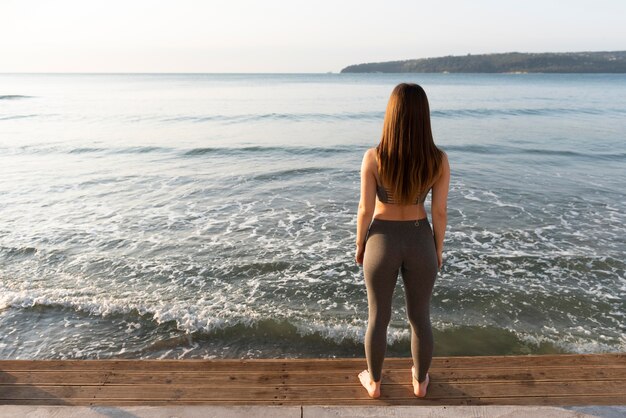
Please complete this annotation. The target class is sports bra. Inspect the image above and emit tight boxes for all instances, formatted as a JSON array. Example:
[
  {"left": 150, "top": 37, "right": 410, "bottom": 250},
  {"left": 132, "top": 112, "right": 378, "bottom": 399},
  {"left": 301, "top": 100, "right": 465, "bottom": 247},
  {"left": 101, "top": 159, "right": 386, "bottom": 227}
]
[
  {"left": 373, "top": 150, "right": 431, "bottom": 204},
  {"left": 375, "top": 181, "right": 430, "bottom": 204}
]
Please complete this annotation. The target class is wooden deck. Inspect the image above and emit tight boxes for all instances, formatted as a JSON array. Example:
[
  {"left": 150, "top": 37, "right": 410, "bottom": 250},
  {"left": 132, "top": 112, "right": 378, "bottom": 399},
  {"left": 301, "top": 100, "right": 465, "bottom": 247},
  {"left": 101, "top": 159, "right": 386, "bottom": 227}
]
[{"left": 0, "top": 354, "right": 624, "bottom": 406}]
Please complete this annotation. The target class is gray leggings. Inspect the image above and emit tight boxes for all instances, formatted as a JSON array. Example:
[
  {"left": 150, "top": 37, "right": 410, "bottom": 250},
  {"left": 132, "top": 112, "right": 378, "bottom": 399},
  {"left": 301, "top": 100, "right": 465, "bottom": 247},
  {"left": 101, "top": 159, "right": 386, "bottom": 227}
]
[{"left": 363, "top": 217, "right": 438, "bottom": 383}]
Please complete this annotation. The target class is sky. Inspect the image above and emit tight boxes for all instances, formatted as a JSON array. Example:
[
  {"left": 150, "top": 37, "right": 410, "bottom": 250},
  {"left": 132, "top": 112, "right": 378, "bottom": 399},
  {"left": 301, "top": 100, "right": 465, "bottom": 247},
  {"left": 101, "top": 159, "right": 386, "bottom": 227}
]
[{"left": 1, "top": 0, "right": 625, "bottom": 73}]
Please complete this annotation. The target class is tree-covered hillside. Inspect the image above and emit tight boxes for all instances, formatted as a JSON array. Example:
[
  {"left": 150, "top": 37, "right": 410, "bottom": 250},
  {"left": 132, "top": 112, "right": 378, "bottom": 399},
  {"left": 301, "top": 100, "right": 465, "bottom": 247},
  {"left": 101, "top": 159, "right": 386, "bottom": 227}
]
[{"left": 341, "top": 51, "right": 626, "bottom": 73}]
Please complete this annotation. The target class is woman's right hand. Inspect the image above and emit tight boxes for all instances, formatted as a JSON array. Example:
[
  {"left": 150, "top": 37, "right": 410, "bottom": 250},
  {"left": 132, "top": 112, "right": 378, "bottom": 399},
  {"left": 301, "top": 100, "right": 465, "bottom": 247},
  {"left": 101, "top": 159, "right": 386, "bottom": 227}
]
[
  {"left": 355, "top": 244, "right": 365, "bottom": 265},
  {"left": 436, "top": 250, "right": 443, "bottom": 270}
]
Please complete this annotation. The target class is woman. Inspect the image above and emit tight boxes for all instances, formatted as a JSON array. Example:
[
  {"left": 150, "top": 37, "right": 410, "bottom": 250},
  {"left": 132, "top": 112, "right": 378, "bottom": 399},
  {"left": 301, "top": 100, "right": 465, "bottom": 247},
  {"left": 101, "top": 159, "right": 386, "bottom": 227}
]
[{"left": 355, "top": 83, "right": 450, "bottom": 399}]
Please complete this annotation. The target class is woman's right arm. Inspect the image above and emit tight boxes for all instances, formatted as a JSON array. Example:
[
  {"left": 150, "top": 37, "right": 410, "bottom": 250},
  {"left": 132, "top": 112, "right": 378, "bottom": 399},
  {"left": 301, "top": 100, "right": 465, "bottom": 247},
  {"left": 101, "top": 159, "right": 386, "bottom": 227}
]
[
  {"left": 355, "top": 149, "right": 377, "bottom": 265},
  {"left": 431, "top": 152, "right": 450, "bottom": 269}
]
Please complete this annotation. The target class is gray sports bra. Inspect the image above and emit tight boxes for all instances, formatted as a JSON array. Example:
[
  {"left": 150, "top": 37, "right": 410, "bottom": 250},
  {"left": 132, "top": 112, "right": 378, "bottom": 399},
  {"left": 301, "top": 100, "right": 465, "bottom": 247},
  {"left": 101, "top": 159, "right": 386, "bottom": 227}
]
[
  {"left": 376, "top": 181, "right": 430, "bottom": 204},
  {"left": 373, "top": 149, "right": 431, "bottom": 204}
]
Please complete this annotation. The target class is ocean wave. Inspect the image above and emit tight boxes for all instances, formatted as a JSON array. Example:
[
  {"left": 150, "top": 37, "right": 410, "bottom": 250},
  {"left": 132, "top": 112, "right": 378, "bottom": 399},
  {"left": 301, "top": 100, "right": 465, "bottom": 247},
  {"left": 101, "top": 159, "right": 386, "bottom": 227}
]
[
  {"left": 520, "top": 148, "right": 626, "bottom": 160},
  {"left": 163, "top": 111, "right": 384, "bottom": 124},
  {"left": 252, "top": 167, "right": 330, "bottom": 181},
  {"left": 442, "top": 144, "right": 626, "bottom": 161},
  {"left": 183, "top": 145, "right": 355, "bottom": 156},
  {"left": 109, "top": 146, "right": 171, "bottom": 154},
  {"left": 0, "top": 289, "right": 364, "bottom": 343},
  {"left": 1, "top": 287, "right": 622, "bottom": 358},
  {"left": 0, "top": 95, "right": 32, "bottom": 100},
  {"left": 0, "top": 114, "right": 39, "bottom": 121},
  {"left": 0, "top": 292, "right": 624, "bottom": 358},
  {"left": 158, "top": 107, "right": 625, "bottom": 125},
  {"left": 67, "top": 147, "right": 109, "bottom": 154},
  {"left": 9, "top": 141, "right": 625, "bottom": 161},
  {"left": 431, "top": 106, "right": 626, "bottom": 118},
  {"left": 2, "top": 106, "right": 622, "bottom": 127},
  {"left": 0, "top": 245, "right": 38, "bottom": 257},
  {"left": 9, "top": 144, "right": 359, "bottom": 157},
  {"left": 14, "top": 145, "right": 174, "bottom": 155}
]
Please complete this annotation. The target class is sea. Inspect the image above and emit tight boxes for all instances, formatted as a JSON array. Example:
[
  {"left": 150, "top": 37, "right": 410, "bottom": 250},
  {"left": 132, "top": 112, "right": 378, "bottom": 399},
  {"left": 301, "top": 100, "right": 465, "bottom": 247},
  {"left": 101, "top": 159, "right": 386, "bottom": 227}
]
[{"left": 0, "top": 73, "right": 624, "bottom": 359}]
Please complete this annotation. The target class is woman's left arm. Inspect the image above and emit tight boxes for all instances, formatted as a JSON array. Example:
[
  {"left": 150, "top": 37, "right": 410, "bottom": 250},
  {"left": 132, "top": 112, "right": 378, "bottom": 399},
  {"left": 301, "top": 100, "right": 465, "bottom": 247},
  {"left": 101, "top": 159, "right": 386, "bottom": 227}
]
[{"left": 355, "top": 149, "right": 377, "bottom": 264}]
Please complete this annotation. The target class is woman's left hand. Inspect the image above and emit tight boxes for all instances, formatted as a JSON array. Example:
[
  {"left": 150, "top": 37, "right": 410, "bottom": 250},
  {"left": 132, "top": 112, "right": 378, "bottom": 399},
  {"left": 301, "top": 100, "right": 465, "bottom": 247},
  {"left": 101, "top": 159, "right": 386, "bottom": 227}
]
[{"left": 355, "top": 245, "right": 365, "bottom": 265}]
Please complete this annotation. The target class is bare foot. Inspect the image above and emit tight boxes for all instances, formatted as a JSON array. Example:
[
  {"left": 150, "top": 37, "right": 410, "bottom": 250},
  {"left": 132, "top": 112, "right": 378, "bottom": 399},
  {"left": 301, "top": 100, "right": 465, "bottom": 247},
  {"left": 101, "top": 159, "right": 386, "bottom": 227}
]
[
  {"left": 411, "top": 366, "right": 429, "bottom": 397},
  {"left": 358, "top": 369, "right": 381, "bottom": 398}
]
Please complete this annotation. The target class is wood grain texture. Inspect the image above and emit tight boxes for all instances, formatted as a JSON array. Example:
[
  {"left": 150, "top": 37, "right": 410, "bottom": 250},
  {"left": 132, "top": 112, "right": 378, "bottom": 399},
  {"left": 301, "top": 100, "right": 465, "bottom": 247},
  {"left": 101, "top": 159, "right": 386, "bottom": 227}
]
[{"left": 0, "top": 354, "right": 624, "bottom": 406}]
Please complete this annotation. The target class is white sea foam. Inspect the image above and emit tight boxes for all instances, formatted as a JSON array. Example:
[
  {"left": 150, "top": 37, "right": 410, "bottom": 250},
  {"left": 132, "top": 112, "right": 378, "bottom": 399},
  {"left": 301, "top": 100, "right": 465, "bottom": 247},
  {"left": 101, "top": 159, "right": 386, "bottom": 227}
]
[{"left": 1, "top": 73, "right": 625, "bottom": 359}]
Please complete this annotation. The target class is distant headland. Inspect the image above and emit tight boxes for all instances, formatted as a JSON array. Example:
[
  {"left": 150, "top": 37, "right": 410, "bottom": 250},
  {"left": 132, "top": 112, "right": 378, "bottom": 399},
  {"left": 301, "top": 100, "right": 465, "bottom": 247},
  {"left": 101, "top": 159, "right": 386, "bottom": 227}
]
[{"left": 340, "top": 51, "right": 626, "bottom": 73}]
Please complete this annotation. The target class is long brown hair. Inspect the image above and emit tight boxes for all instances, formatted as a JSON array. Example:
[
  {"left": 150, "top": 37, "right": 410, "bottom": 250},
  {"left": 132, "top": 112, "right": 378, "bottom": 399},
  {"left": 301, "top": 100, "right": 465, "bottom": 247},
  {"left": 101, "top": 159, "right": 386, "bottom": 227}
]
[{"left": 376, "top": 83, "right": 444, "bottom": 204}]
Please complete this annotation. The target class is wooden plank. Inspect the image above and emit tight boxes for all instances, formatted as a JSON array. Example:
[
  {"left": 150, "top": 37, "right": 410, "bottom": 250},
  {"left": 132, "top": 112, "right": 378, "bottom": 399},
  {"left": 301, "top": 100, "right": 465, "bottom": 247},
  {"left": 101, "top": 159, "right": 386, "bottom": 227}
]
[
  {"left": 0, "top": 385, "right": 281, "bottom": 401},
  {"left": 0, "top": 371, "right": 109, "bottom": 385},
  {"left": 0, "top": 354, "right": 622, "bottom": 371},
  {"left": 274, "top": 381, "right": 626, "bottom": 400},
  {"left": 0, "top": 360, "right": 298, "bottom": 372},
  {"left": 293, "top": 394, "right": 626, "bottom": 406},
  {"left": 0, "top": 380, "right": 623, "bottom": 401},
  {"left": 431, "top": 354, "right": 625, "bottom": 369},
  {"left": 0, "top": 354, "right": 624, "bottom": 406},
  {"left": 0, "top": 399, "right": 291, "bottom": 406},
  {"left": 2, "top": 395, "right": 626, "bottom": 407},
  {"left": 89, "top": 366, "right": 626, "bottom": 385},
  {"left": 2, "top": 366, "right": 625, "bottom": 386}
]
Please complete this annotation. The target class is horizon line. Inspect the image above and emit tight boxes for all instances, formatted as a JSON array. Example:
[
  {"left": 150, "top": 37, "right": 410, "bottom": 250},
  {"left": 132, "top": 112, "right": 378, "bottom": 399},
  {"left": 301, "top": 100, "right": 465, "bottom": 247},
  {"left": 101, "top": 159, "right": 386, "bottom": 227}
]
[{"left": 3, "top": 50, "right": 625, "bottom": 75}]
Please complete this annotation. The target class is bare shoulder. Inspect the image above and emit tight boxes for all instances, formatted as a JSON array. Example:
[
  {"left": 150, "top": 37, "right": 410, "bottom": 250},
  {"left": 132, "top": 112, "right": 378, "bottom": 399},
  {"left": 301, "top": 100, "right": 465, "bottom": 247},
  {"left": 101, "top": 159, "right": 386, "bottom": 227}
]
[
  {"left": 439, "top": 150, "right": 450, "bottom": 173},
  {"left": 440, "top": 149, "right": 449, "bottom": 163},
  {"left": 364, "top": 147, "right": 377, "bottom": 160},
  {"left": 361, "top": 147, "right": 377, "bottom": 167},
  {"left": 431, "top": 150, "right": 450, "bottom": 189},
  {"left": 360, "top": 147, "right": 379, "bottom": 183}
]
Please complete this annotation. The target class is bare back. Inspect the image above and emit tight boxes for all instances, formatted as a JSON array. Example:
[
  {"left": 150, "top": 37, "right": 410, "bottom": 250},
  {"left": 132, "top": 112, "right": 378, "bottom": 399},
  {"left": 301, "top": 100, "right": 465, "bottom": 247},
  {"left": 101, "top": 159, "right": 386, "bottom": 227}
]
[{"left": 363, "top": 147, "right": 448, "bottom": 221}]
